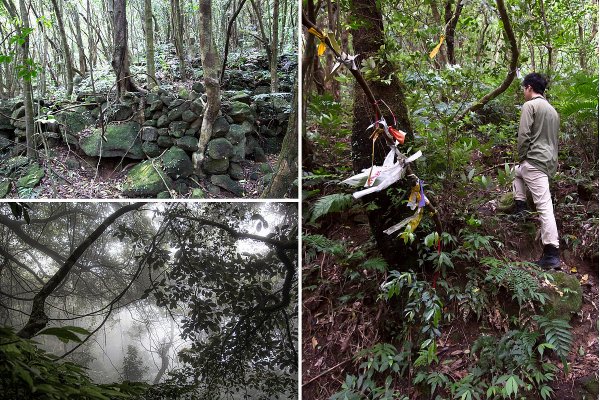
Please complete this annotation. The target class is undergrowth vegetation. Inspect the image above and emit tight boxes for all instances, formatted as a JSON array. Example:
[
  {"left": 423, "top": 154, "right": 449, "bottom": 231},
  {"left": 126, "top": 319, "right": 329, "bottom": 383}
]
[{"left": 302, "top": 3, "right": 598, "bottom": 393}]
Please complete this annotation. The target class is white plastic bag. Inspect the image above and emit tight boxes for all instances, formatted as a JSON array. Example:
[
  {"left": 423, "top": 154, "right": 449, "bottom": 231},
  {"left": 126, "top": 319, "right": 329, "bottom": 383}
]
[{"left": 342, "top": 149, "right": 422, "bottom": 199}]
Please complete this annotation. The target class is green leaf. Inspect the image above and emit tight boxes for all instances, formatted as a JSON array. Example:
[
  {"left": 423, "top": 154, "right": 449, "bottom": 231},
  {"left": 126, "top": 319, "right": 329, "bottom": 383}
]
[
  {"left": 309, "top": 193, "right": 354, "bottom": 222},
  {"left": 504, "top": 375, "right": 519, "bottom": 397},
  {"left": 36, "top": 326, "right": 89, "bottom": 343}
]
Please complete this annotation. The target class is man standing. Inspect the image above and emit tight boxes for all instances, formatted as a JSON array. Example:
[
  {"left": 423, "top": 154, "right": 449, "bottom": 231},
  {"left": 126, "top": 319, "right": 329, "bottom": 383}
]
[{"left": 512, "top": 73, "right": 561, "bottom": 269}]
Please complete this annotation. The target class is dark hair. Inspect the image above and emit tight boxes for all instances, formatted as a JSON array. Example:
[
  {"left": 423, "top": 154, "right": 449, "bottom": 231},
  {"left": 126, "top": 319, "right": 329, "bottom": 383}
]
[{"left": 521, "top": 73, "right": 548, "bottom": 94}]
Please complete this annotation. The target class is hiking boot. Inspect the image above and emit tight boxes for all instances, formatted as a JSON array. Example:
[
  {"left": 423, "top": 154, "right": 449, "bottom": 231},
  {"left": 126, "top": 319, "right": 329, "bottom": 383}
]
[
  {"left": 509, "top": 200, "right": 529, "bottom": 221},
  {"left": 536, "top": 244, "right": 561, "bottom": 270}
]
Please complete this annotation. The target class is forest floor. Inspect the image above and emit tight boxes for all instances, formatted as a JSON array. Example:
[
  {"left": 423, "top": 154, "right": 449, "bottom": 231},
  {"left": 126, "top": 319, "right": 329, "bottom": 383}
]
[
  {"left": 302, "top": 132, "right": 599, "bottom": 399},
  {"left": 32, "top": 144, "right": 279, "bottom": 199}
]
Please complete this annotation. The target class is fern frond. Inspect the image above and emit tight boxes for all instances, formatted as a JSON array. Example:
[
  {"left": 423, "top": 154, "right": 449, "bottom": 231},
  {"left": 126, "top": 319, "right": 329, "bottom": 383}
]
[
  {"left": 309, "top": 193, "right": 354, "bottom": 222},
  {"left": 535, "top": 316, "right": 573, "bottom": 360},
  {"left": 303, "top": 234, "right": 346, "bottom": 256}
]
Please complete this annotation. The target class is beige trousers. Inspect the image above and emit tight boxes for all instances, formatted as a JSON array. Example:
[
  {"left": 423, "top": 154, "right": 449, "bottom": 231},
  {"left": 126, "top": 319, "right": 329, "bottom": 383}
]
[{"left": 512, "top": 161, "right": 559, "bottom": 248}]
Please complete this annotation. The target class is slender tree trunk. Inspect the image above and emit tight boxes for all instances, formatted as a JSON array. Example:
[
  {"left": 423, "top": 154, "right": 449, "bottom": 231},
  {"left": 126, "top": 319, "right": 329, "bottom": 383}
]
[
  {"left": 279, "top": 0, "right": 288, "bottom": 49},
  {"left": 171, "top": 0, "right": 186, "bottom": 80},
  {"left": 444, "top": 0, "right": 464, "bottom": 65},
  {"left": 249, "top": 0, "right": 272, "bottom": 69},
  {"left": 262, "top": 88, "right": 298, "bottom": 198},
  {"left": 38, "top": 0, "right": 47, "bottom": 97},
  {"left": 111, "top": 0, "right": 142, "bottom": 97},
  {"left": 50, "top": 0, "right": 74, "bottom": 96},
  {"left": 73, "top": 7, "right": 87, "bottom": 75},
  {"left": 301, "top": 0, "right": 318, "bottom": 170},
  {"left": 270, "top": 0, "right": 280, "bottom": 92},
  {"left": 18, "top": 0, "right": 36, "bottom": 159},
  {"left": 220, "top": 0, "right": 248, "bottom": 83},
  {"left": 538, "top": 0, "right": 553, "bottom": 82},
  {"left": 193, "top": 0, "right": 221, "bottom": 170},
  {"left": 145, "top": 0, "right": 156, "bottom": 89}
]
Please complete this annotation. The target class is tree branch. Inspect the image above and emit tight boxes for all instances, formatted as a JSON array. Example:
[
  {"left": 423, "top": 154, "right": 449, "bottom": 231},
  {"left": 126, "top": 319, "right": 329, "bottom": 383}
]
[
  {"left": 456, "top": 0, "right": 519, "bottom": 120},
  {"left": 17, "top": 203, "right": 146, "bottom": 339}
]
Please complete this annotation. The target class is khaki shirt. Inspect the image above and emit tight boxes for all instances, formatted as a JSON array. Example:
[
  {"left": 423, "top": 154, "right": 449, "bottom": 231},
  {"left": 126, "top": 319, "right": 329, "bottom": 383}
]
[{"left": 518, "top": 96, "right": 559, "bottom": 177}]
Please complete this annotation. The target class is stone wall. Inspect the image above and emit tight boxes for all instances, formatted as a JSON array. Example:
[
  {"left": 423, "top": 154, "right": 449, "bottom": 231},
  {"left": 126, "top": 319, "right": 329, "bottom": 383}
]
[{"left": 0, "top": 53, "right": 296, "bottom": 198}]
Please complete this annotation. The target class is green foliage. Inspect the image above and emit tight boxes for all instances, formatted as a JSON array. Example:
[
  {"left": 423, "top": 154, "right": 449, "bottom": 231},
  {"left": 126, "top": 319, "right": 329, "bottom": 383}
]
[
  {"left": 361, "top": 257, "right": 388, "bottom": 272},
  {"left": 303, "top": 234, "right": 346, "bottom": 257},
  {"left": 457, "top": 328, "right": 560, "bottom": 400},
  {"left": 331, "top": 344, "right": 410, "bottom": 400},
  {"left": 0, "top": 327, "right": 148, "bottom": 399},
  {"left": 482, "top": 258, "right": 549, "bottom": 307},
  {"left": 309, "top": 193, "right": 354, "bottom": 222},
  {"left": 535, "top": 316, "right": 573, "bottom": 370},
  {"left": 554, "top": 73, "right": 599, "bottom": 121},
  {"left": 381, "top": 271, "right": 443, "bottom": 340},
  {"left": 36, "top": 325, "right": 90, "bottom": 344}
]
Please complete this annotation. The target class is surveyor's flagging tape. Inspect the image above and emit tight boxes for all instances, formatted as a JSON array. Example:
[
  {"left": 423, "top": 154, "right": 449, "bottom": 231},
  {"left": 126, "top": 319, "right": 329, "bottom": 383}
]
[
  {"left": 383, "top": 207, "right": 424, "bottom": 235},
  {"left": 342, "top": 149, "right": 422, "bottom": 199},
  {"left": 384, "top": 180, "right": 429, "bottom": 235}
]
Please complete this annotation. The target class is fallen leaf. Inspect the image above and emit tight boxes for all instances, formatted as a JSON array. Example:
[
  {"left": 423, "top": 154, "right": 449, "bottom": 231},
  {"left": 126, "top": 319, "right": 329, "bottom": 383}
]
[
  {"left": 312, "top": 337, "right": 318, "bottom": 349},
  {"left": 570, "top": 266, "right": 577, "bottom": 273}
]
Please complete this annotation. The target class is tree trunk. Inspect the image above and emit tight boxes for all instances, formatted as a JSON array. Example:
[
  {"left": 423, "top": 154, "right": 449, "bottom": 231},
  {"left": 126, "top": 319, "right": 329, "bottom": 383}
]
[
  {"left": 111, "top": 0, "right": 142, "bottom": 97},
  {"left": 220, "top": 0, "right": 248, "bottom": 83},
  {"left": 262, "top": 88, "right": 298, "bottom": 198},
  {"left": 349, "top": 0, "right": 416, "bottom": 267},
  {"left": 50, "top": 0, "right": 74, "bottom": 96},
  {"left": 145, "top": 0, "right": 156, "bottom": 89},
  {"left": 72, "top": 7, "right": 87, "bottom": 75},
  {"left": 444, "top": 0, "right": 464, "bottom": 65},
  {"left": 249, "top": 0, "right": 272, "bottom": 72},
  {"left": 538, "top": 0, "right": 553, "bottom": 82},
  {"left": 193, "top": 0, "right": 221, "bottom": 170},
  {"left": 270, "top": 0, "right": 280, "bottom": 92},
  {"left": 18, "top": 0, "right": 36, "bottom": 159},
  {"left": 18, "top": 203, "right": 145, "bottom": 339},
  {"left": 171, "top": 0, "right": 186, "bottom": 80}
]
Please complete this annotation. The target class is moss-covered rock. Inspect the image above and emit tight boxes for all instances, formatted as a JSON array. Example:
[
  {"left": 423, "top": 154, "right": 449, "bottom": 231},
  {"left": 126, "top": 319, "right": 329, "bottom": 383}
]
[
  {"left": 2, "top": 156, "right": 29, "bottom": 174},
  {"left": 80, "top": 122, "right": 144, "bottom": 159},
  {"left": 162, "top": 147, "right": 193, "bottom": 178},
  {"left": 227, "top": 101, "right": 253, "bottom": 123},
  {"left": 123, "top": 160, "right": 173, "bottom": 197},
  {"left": 55, "top": 109, "right": 94, "bottom": 136},
  {"left": 203, "top": 157, "right": 230, "bottom": 174},
  {"left": 0, "top": 179, "right": 10, "bottom": 198},
  {"left": 207, "top": 138, "right": 233, "bottom": 159},
  {"left": 176, "top": 136, "right": 198, "bottom": 152},
  {"left": 212, "top": 116, "right": 230, "bottom": 138},
  {"left": 142, "top": 141, "right": 162, "bottom": 158},
  {"left": 211, "top": 174, "right": 243, "bottom": 196},
  {"left": 541, "top": 271, "right": 583, "bottom": 320},
  {"left": 16, "top": 164, "right": 45, "bottom": 189}
]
